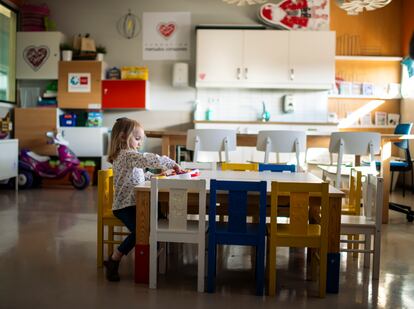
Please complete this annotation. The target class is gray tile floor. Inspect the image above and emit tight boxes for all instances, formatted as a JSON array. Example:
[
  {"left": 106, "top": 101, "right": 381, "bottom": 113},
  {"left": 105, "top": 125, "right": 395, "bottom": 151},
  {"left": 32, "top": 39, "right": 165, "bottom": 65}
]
[{"left": 0, "top": 186, "right": 413, "bottom": 308}]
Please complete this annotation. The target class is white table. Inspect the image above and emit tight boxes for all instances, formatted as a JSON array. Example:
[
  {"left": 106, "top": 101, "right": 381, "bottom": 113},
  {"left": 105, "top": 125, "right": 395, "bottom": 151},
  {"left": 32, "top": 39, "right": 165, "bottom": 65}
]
[{"left": 134, "top": 171, "right": 344, "bottom": 293}]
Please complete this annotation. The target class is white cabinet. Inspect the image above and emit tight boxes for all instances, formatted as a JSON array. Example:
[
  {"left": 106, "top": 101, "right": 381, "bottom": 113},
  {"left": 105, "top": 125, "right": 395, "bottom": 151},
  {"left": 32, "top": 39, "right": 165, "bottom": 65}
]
[
  {"left": 0, "top": 139, "right": 18, "bottom": 182},
  {"left": 58, "top": 127, "right": 108, "bottom": 157},
  {"left": 17, "top": 32, "right": 65, "bottom": 79},
  {"left": 196, "top": 29, "right": 335, "bottom": 89}
]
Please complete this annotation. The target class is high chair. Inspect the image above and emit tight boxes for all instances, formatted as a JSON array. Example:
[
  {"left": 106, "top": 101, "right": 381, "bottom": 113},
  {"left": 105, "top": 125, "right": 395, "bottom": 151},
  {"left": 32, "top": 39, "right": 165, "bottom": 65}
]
[
  {"left": 221, "top": 162, "right": 258, "bottom": 171},
  {"left": 267, "top": 181, "right": 329, "bottom": 298},
  {"left": 97, "top": 169, "right": 129, "bottom": 267}
]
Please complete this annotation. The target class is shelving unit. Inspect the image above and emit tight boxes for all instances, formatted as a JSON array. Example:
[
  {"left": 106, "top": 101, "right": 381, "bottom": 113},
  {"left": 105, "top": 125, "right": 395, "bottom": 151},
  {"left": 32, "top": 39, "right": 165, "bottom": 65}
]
[
  {"left": 335, "top": 56, "right": 403, "bottom": 62},
  {"left": 328, "top": 94, "right": 401, "bottom": 100}
]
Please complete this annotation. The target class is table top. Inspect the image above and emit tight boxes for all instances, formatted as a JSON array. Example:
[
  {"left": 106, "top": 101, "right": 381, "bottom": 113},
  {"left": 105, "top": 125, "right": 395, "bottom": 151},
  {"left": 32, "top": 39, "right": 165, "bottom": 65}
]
[{"left": 135, "top": 170, "right": 344, "bottom": 197}]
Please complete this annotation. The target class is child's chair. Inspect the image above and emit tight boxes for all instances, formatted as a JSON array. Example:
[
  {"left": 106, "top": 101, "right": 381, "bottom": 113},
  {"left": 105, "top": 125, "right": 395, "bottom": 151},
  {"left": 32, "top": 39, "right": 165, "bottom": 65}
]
[
  {"left": 97, "top": 169, "right": 129, "bottom": 267},
  {"left": 258, "top": 163, "right": 296, "bottom": 172},
  {"left": 180, "top": 161, "right": 217, "bottom": 170},
  {"left": 340, "top": 174, "right": 384, "bottom": 280},
  {"left": 221, "top": 162, "right": 258, "bottom": 171},
  {"left": 267, "top": 181, "right": 329, "bottom": 298},
  {"left": 149, "top": 178, "right": 207, "bottom": 292},
  {"left": 207, "top": 179, "right": 267, "bottom": 295}
]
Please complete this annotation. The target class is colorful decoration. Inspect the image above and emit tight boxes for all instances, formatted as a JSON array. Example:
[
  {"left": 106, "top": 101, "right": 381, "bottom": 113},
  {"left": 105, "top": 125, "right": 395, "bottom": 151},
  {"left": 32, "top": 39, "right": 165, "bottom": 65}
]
[
  {"left": 23, "top": 45, "right": 50, "bottom": 71},
  {"left": 157, "top": 23, "right": 176, "bottom": 39},
  {"left": 117, "top": 9, "right": 140, "bottom": 39},
  {"left": 258, "top": 0, "right": 329, "bottom": 30},
  {"left": 222, "top": 0, "right": 266, "bottom": 6},
  {"left": 335, "top": 0, "right": 392, "bottom": 15}
]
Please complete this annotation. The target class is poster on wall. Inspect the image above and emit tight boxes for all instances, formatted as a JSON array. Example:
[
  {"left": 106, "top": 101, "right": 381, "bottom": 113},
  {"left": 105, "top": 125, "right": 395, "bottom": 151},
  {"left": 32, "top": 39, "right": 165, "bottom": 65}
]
[
  {"left": 258, "top": 0, "right": 329, "bottom": 30},
  {"left": 143, "top": 12, "right": 191, "bottom": 60},
  {"left": 68, "top": 73, "right": 91, "bottom": 93}
]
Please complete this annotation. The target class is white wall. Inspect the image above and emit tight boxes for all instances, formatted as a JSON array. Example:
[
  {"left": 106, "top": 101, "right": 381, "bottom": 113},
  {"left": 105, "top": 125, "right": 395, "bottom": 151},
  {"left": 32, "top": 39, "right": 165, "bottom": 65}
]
[{"left": 32, "top": 0, "right": 329, "bottom": 130}]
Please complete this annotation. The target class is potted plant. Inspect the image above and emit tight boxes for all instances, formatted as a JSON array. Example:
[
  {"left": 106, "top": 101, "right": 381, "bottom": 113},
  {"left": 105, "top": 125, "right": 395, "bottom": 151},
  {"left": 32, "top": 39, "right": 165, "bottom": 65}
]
[
  {"left": 96, "top": 45, "right": 107, "bottom": 61},
  {"left": 60, "top": 43, "right": 73, "bottom": 61}
]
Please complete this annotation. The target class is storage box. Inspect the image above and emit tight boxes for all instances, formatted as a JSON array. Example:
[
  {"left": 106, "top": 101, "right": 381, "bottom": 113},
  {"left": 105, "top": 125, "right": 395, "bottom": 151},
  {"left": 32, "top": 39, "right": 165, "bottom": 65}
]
[{"left": 121, "top": 66, "right": 148, "bottom": 80}]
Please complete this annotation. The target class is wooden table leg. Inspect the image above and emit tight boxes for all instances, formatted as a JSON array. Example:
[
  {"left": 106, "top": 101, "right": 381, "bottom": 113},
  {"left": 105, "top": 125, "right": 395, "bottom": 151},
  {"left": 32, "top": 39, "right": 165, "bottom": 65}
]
[
  {"left": 381, "top": 141, "right": 392, "bottom": 224},
  {"left": 326, "top": 196, "right": 342, "bottom": 293},
  {"left": 162, "top": 136, "right": 171, "bottom": 157},
  {"left": 135, "top": 190, "right": 150, "bottom": 284}
]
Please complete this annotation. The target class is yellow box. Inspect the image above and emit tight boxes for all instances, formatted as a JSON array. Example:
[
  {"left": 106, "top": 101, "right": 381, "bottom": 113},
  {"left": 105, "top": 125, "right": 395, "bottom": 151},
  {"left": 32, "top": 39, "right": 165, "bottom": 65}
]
[{"left": 121, "top": 66, "right": 148, "bottom": 80}]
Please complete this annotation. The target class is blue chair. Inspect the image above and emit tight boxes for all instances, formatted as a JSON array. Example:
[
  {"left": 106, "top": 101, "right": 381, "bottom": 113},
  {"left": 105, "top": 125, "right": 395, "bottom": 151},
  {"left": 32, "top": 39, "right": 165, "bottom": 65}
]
[
  {"left": 258, "top": 163, "right": 296, "bottom": 172},
  {"left": 207, "top": 180, "right": 267, "bottom": 295}
]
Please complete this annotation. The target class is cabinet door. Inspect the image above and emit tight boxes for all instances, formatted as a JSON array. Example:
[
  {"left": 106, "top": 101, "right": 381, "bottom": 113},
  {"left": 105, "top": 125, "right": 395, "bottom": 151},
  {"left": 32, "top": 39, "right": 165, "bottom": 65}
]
[
  {"left": 243, "top": 30, "right": 289, "bottom": 86},
  {"left": 0, "top": 140, "right": 18, "bottom": 180},
  {"left": 58, "top": 127, "right": 108, "bottom": 157},
  {"left": 289, "top": 31, "right": 335, "bottom": 88},
  {"left": 102, "top": 80, "right": 148, "bottom": 109},
  {"left": 57, "top": 61, "right": 102, "bottom": 109},
  {"left": 16, "top": 32, "right": 65, "bottom": 79},
  {"left": 196, "top": 30, "right": 244, "bottom": 87}
]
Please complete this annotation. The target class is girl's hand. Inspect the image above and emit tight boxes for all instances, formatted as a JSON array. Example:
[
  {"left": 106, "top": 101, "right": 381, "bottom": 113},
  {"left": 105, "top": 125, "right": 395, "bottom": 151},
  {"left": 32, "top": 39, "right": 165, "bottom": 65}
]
[{"left": 173, "top": 164, "right": 185, "bottom": 174}]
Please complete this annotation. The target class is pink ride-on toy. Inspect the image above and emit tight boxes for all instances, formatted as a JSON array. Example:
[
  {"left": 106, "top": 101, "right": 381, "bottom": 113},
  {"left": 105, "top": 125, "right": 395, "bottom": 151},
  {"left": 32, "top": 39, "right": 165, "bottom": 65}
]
[{"left": 18, "top": 131, "right": 90, "bottom": 190}]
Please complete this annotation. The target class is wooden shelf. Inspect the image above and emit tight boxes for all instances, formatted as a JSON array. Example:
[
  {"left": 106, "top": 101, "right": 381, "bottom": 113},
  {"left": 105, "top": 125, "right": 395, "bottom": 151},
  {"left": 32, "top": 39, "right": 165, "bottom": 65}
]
[
  {"left": 335, "top": 56, "right": 403, "bottom": 62},
  {"left": 328, "top": 95, "right": 401, "bottom": 100}
]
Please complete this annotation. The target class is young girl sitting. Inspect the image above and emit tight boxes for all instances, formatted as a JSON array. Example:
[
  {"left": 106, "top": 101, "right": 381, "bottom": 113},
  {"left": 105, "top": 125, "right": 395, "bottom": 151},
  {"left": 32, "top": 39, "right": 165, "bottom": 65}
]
[{"left": 104, "top": 117, "right": 183, "bottom": 281}]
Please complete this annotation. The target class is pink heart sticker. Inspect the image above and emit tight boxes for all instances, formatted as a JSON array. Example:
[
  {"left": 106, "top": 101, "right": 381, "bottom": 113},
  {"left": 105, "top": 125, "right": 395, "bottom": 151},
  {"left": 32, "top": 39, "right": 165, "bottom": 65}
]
[
  {"left": 23, "top": 45, "right": 50, "bottom": 71},
  {"left": 157, "top": 22, "right": 176, "bottom": 39},
  {"left": 199, "top": 73, "right": 206, "bottom": 80}
]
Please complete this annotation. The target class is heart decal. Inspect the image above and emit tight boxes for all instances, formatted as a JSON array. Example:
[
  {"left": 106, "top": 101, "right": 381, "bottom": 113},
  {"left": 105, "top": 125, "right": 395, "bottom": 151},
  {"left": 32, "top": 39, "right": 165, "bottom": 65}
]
[
  {"left": 157, "top": 22, "right": 176, "bottom": 39},
  {"left": 199, "top": 73, "right": 206, "bottom": 80},
  {"left": 23, "top": 45, "right": 50, "bottom": 71}
]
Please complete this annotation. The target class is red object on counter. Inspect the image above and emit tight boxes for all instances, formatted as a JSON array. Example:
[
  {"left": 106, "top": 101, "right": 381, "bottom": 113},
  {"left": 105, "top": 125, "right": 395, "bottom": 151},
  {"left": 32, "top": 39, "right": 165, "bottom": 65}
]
[{"left": 102, "top": 80, "right": 148, "bottom": 109}]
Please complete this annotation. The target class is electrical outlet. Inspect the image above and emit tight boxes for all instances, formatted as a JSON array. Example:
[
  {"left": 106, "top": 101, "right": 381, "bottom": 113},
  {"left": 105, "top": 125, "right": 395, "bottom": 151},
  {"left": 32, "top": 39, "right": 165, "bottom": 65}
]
[{"left": 283, "top": 94, "right": 295, "bottom": 113}]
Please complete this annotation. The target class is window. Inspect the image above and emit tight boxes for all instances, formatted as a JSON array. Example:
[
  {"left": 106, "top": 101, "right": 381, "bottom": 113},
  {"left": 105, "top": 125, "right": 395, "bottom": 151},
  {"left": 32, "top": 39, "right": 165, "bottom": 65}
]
[{"left": 0, "top": 2, "right": 16, "bottom": 103}]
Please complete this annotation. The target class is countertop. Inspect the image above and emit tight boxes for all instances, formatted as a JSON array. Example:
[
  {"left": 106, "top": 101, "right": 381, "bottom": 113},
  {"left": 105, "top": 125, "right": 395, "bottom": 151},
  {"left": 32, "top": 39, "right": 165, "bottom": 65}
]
[{"left": 193, "top": 120, "right": 338, "bottom": 125}]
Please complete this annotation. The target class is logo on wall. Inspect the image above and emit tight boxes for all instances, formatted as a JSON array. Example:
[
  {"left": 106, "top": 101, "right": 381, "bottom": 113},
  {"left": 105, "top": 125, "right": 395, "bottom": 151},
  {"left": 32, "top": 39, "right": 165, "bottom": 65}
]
[
  {"left": 258, "top": 0, "right": 329, "bottom": 30},
  {"left": 68, "top": 73, "right": 91, "bottom": 93},
  {"left": 143, "top": 12, "right": 191, "bottom": 60},
  {"left": 23, "top": 45, "right": 50, "bottom": 71}
]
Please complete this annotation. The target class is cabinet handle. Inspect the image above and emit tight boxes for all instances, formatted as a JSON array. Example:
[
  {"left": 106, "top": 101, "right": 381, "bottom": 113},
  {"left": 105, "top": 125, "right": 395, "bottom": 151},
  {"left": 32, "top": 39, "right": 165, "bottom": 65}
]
[
  {"left": 237, "top": 67, "right": 241, "bottom": 80},
  {"left": 244, "top": 68, "right": 248, "bottom": 80},
  {"left": 290, "top": 68, "right": 294, "bottom": 81}
]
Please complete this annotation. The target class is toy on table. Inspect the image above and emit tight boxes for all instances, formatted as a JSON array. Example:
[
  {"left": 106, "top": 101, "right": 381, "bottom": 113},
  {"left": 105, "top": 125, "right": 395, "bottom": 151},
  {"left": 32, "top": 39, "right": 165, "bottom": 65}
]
[{"left": 153, "top": 169, "right": 200, "bottom": 179}]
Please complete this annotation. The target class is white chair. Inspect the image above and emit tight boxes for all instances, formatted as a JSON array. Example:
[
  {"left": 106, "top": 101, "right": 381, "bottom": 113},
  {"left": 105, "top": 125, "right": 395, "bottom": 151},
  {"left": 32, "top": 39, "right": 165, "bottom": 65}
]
[
  {"left": 180, "top": 161, "right": 217, "bottom": 170},
  {"left": 340, "top": 174, "right": 383, "bottom": 280},
  {"left": 256, "top": 130, "right": 306, "bottom": 170},
  {"left": 186, "top": 129, "right": 237, "bottom": 162},
  {"left": 320, "top": 132, "right": 381, "bottom": 188},
  {"left": 149, "top": 178, "right": 207, "bottom": 292}
]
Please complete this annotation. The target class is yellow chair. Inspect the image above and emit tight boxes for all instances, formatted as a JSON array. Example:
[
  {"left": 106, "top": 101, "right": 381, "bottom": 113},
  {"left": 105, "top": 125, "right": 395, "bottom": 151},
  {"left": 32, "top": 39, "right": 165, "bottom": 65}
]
[
  {"left": 341, "top": 169, "right": 362, "bottom": 215},
  {"left": 221, "top": 162, "right": 258, "bottom": 171},
  {"left": 268, "top": 181, "right": 329, "bottom": 298},
  {"left": 97, "top": 169, "right": 129, "bottom": 267}
]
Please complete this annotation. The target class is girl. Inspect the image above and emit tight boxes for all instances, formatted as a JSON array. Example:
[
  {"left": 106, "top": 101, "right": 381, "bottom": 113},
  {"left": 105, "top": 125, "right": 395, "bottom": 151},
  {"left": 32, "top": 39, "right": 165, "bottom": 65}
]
[{"left": 104, "top": 117, "right": 183, "bottom": 281}]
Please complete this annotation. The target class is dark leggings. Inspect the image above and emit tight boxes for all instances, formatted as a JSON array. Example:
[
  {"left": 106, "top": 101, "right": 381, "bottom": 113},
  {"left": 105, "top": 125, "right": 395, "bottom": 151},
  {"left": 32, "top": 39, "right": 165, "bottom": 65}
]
[{"left": 113, "top": 206, "right": 136, "bottom": 255}]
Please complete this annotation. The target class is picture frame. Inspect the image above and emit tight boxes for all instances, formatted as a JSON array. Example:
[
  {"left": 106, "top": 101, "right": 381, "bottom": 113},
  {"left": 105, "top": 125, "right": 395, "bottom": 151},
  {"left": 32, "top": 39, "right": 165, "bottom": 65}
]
[
  {"left": 388, "top": 113, "right": 400, "bottom": 126},
  {"left": 360, "top": 113, "right": 372, "bottom": 126}
]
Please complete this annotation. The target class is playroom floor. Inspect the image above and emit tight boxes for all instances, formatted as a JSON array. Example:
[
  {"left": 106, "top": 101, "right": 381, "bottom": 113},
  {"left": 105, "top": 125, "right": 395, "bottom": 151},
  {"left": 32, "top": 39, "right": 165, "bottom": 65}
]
[{"left": 0, "top": 185, "right": 413, "bottom": 309}]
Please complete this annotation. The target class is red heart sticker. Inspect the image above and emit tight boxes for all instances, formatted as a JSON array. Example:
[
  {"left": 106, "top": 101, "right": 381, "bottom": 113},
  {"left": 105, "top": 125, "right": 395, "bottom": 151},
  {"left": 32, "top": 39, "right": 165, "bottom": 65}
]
[
  {"left": 157, "top": 22, "right": 176, "bottom": 39},
  {"left": 199, "top": 73, "right": 206, "bottom": 80},
  {"left": 23, "top": 45, "right": 50, "bottom": 71}
]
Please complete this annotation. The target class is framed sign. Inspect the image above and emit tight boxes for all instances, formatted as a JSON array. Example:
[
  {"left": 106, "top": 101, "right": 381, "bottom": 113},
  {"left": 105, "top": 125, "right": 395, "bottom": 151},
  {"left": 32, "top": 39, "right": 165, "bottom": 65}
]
[
  {"left": 68, "top": 73, "right": 91, "bottom": 93},
  {"left": 143, "top": 12, "right": 191, "bottom": 60}
]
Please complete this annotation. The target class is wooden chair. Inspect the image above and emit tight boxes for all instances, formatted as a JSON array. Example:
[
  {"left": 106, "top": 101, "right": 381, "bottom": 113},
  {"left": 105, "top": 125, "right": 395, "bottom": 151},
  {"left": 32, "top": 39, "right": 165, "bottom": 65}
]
[
  {"left": 221, "top": 162, "right": 258, "bottom": 171},
  {"left": 149, "top": 178, "right": 207, "bottom": 292},
  {"left": 340, "top": 174, "right": 384, "bottom": 280},
  {"left": 180, "top": 161, "right": 217, "bottom": 170},
  {"left": 319, "top": 132, "right": 380, "bottom": 189},
  {"left": 186, "top": 129, "right": 237, "bottom": 162},
  {"left": 342, "top": 169, "right": 363, "bottom": 215},
  {"left": 97, "top": 169, "right": 129, "bottom": 267},
  {"left": 207, "top": 179, "right": 267, "bottom": 295},
  {"left": 258, "top": 163, "right": 296, "bottom": 172},
  {"left": 268, "top": 181, "right": 329, "bottom": 297},
  {"left": 256, "top": 130, "right": 306, "bottom": 170}
]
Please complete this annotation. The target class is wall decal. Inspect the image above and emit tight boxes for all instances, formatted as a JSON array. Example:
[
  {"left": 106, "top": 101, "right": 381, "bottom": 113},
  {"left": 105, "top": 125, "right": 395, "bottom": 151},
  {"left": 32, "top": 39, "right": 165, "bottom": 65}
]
[
  {"left": 258, "top": 0, "right": 329, "bottom": 30},
  {"left": 23, "top": 45, "right": 50, "bottom": 71},
  {"left": 143, "top": 12, "right": 191, "bottom": 60}
]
